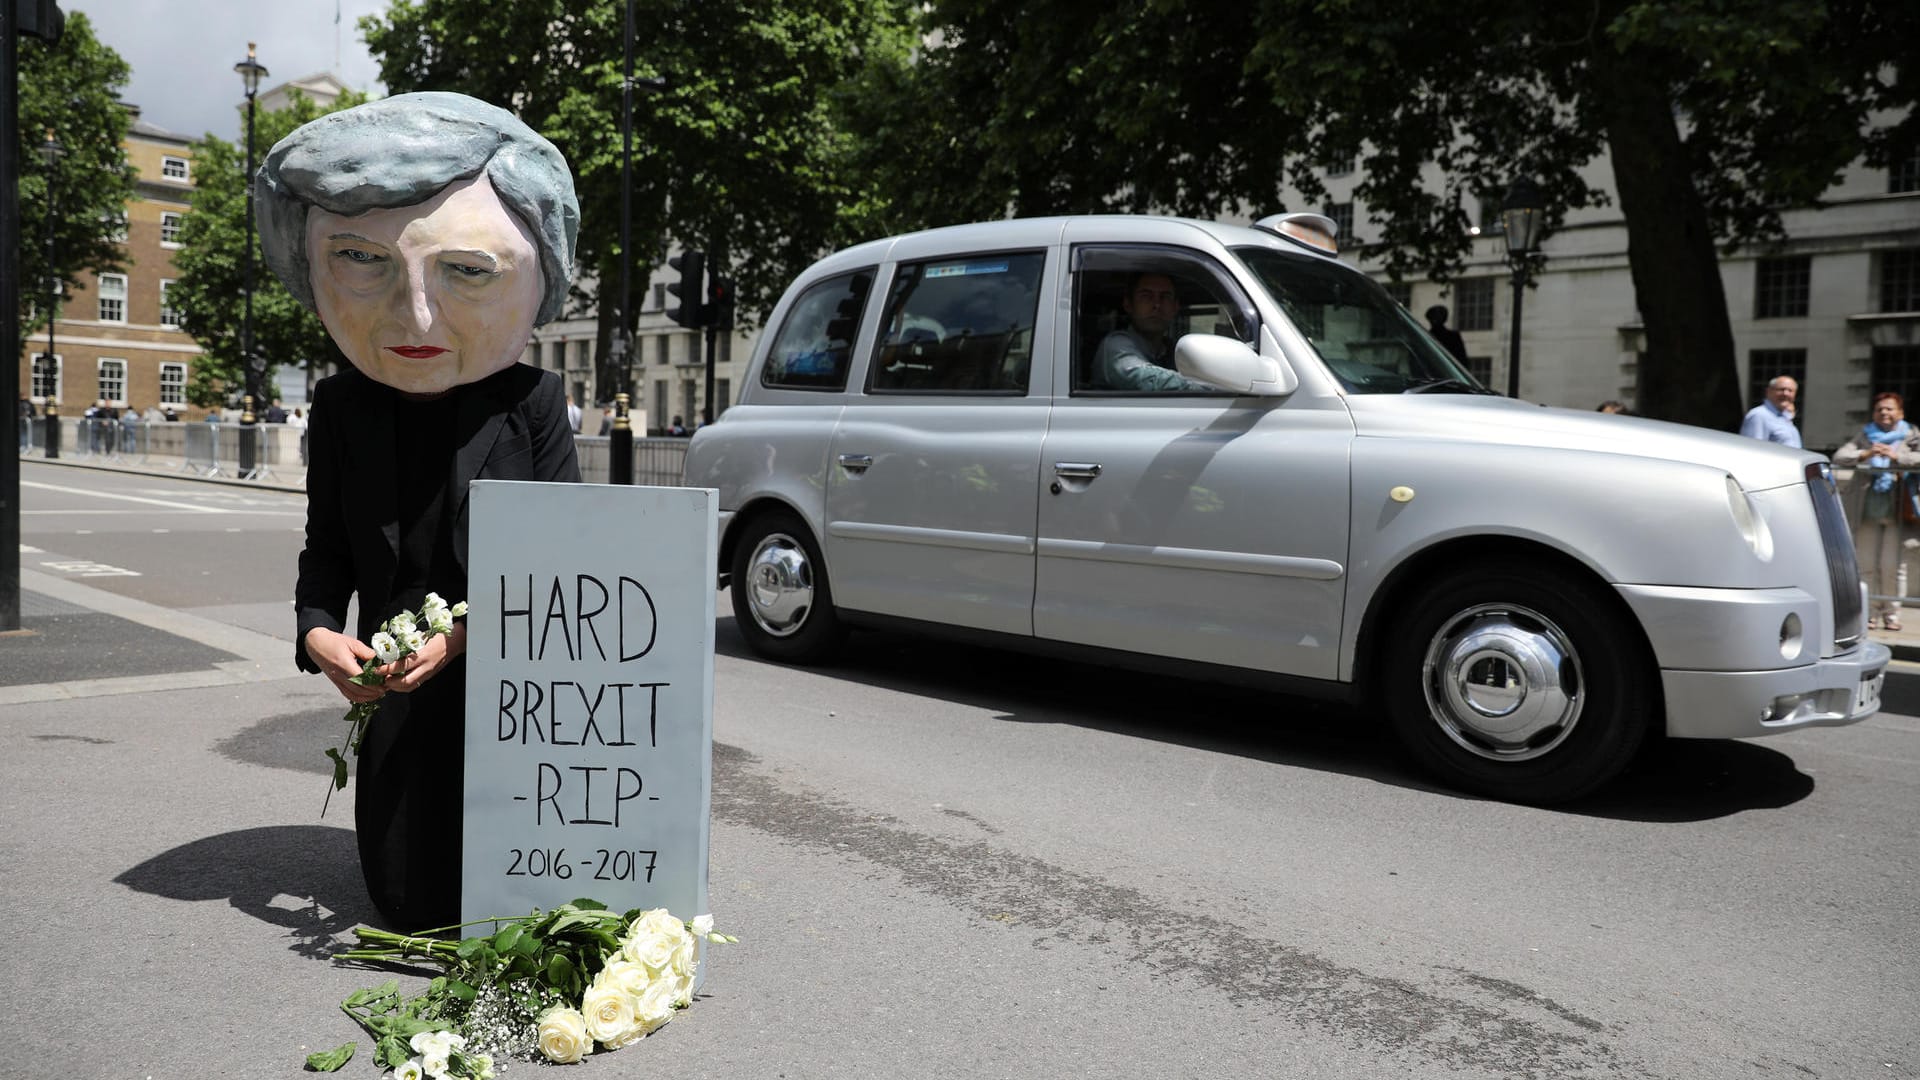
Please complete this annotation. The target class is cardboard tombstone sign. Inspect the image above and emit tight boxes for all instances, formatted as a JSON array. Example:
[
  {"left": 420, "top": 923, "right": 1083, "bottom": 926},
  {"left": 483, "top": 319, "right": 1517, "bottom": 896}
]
[{"left": 254, "top": 92, "right": 580, "bottom": 392}]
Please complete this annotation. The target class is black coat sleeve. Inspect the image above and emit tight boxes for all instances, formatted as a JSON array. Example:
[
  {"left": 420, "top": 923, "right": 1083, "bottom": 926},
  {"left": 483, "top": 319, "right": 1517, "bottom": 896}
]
[{"left": 293, "top": 376, "right": 354, "bottom": 673}]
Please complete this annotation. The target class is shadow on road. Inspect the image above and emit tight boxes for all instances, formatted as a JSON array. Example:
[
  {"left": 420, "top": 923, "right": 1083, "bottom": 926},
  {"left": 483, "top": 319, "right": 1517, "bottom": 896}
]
[
  {"left": 114, "top": 825, "right": 377, "bottom": 960},
  {"left": 716, "top": 613, "right": 1813, "bottom": 822}
]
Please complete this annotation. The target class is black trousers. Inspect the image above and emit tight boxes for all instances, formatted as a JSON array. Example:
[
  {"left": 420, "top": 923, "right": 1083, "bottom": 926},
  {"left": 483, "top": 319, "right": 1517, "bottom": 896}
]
[{"left": 354, "top": 655, "right": 466, "bottom": 932}]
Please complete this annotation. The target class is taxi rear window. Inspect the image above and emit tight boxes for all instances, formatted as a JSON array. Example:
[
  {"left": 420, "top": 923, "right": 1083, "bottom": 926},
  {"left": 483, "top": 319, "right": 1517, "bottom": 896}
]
[{"left": 760, "top": 269, "right": 874, "bottom": 391}]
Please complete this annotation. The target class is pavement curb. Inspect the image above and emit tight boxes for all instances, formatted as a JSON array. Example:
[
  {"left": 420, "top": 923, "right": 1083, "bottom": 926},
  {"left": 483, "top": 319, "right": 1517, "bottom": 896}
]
[{"left": 19, "top": 452, "right": 305, "bottom": 494}]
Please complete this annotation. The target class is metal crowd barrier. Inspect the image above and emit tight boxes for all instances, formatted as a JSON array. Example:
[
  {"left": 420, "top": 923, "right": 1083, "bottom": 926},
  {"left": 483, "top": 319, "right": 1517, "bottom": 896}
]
[
  {"left": 1837, "top": 464, "right": 1919, "bottom": 618},
  {"left": 574, "top": 434, "right": 692, "bottom": 487}
]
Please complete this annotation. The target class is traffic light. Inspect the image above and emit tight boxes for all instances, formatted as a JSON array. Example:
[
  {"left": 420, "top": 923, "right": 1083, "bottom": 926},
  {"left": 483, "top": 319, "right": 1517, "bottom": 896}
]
[
  {"left": 17, "top": 0, "right": 66, "bottom": 42},
  {"left": 706, "top": 273, "right": 736, "bottom": 331},
  {"left": 666, "top": 249, "right": 706, "bottom": 329}
]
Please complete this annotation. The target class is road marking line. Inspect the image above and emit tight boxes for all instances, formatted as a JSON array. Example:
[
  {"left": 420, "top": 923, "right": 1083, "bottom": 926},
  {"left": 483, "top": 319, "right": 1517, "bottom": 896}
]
[{"left": 21, "top": 479, "right": 232, "bottom": 514}]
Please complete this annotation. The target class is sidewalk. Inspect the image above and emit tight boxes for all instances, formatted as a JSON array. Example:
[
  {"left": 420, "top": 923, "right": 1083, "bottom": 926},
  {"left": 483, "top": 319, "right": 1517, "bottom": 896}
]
[{"left": 19, "top": 444, "right": 307, "bottom": 495}]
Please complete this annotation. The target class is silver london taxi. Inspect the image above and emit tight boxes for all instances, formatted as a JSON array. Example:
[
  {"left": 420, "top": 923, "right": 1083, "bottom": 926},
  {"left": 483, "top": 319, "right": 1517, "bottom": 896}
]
[{"left": 683, "top": 213, "right": 1888, "bottom": 804}]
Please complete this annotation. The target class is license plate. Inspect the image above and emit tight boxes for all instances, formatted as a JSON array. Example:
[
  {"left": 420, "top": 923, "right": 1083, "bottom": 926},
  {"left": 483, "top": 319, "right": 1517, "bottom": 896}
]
[{"left": 1854, "top": 669, "right": 1885, "bottom": 715}]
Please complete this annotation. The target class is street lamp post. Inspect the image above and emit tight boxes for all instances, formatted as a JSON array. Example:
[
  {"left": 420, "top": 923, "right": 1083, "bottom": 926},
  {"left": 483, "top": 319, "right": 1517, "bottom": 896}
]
[
  {"left": 1500, "top": 177, "right": 1545, "bottom": 400},
  {"left": 234, "top": 42, "right": 268, "bottom": 477},
  {"left": 608, "top": 0, "right": 637, "bottom": 485},
  {"left": 39, "top": 130, "right": 64, "bottom": 459}
]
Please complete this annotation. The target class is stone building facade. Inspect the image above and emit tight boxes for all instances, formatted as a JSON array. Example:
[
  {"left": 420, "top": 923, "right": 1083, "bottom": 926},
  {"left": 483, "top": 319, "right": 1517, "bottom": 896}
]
[{"left": 20, "top": 111, "right": 203, "bottom": 419}]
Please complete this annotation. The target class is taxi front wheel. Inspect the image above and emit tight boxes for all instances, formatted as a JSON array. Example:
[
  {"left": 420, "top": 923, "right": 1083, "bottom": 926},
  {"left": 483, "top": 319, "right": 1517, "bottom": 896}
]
[
  {"left": 1384, "top": 563, "right": 1654, "bottom": 804},
  {"left": 729, "top": 509, "right": 845, "bottom": 664}
]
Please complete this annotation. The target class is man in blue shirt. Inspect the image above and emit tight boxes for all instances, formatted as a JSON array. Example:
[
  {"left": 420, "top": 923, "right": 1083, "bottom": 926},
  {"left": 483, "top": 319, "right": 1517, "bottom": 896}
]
[
  {"left": 1092, "top": 272, "right": 1216, "bottom": 392},
  {"left": 1740, "top": 375, "right": 1801, "bottom": 447}
]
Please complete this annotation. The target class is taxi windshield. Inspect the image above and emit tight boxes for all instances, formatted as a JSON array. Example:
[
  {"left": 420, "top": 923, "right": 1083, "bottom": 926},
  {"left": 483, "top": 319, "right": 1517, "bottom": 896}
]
[{"left": 1233, "top": 247, "right": 1494, "bottom": 395}]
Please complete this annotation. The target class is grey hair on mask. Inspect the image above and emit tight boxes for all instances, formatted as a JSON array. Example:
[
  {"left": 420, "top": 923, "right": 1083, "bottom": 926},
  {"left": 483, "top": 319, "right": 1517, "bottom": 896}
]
[{"left": 255, "top": 91, "right": 579, "bottom": 326}]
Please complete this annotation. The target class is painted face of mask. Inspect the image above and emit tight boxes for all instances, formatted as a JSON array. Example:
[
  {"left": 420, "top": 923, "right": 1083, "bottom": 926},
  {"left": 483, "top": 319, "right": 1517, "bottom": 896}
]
[{"left": 306, "top": 174, "right": 543, "bottom": 396}]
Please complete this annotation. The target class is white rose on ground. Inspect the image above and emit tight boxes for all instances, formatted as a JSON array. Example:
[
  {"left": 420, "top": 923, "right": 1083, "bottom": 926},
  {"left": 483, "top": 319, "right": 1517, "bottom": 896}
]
[
  {"left": 392, "top": 1061, "right": 424, "bottom": 1080},
  {"left": 536, "top": 1006, "right": 591, "bottom": 1064},
  {"left": 624, "top": 929, "right": 678, "bottom": 973},
  {"left": 667, "top": 934, "right": 697, "bottom": 978},
  {"left": 371, "top": 632, "right": 401, "bottom": 664},
  {"left": 630, "top": 908, "right": 686, "bottom": 941},
  {"left": 409, "top": 1031, "right": 456, "bottom": 1057},
  {"left": 582, "top": 973, "right": 639, "bottom": 1045},
  {"left": 635, "top": 976, "right": 678, "bottom": 1036},
  {"left": 690, "top": 914, "right": 714, "bottom": 937},
  {"left": 671, "top": 968, "right": 696, "bottom": 1009},
  {"left": 601, "top": 957, "right": 653, "bottom": 999}
]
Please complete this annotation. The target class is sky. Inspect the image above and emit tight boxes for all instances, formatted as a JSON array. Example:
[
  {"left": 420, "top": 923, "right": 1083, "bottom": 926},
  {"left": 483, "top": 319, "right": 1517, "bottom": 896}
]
[{"left": 69, "top": 0, "right": 392, "bottom": 143}]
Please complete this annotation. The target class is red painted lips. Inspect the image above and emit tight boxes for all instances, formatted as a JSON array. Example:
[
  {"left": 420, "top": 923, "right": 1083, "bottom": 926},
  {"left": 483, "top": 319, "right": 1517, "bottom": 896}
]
[{"left": 386, "top": 346, "right": 449, "bottom": 359}]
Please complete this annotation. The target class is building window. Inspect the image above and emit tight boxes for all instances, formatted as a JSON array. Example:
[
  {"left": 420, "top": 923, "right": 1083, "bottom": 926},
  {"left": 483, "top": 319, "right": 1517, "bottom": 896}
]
[
  {"left": 574, "top": 339, "right": 591, "bottom": 369},
  {"left": 98, "top": 358, "right": 127, "bottom": 405},
  {"left": 685, "top": 333, "right": 700, "bottom": 365},
  {"left": 159, "top": 362, "right": 187, "bottom": 405},
  {"left": 1454, "top": 277, "right": 1496, "bottom": 331},
  {"left": 97, "top": 273, "right": 127, "bottom": 323},
  {"left": 1324, "top": 159, "right": 1353, "bottom": 178},
  {"left": 1890, "top": 151, "right": 1920, "bottom": 195},
  {"left": 716, "top": 378, "right": 731, "bottom": 417},
  {"left": 653, "top": 381, "right": 668, "bottom": 433},
  {"left": 1754, "top": 255, "right": 1811, "bottom": 319},
  {"left": 31, "top": 354, "right": 61, "bottom": 401},
  {"left": 159, "top": 280, "right": 182, "bottom": 328},
  {"left": 160, "top": 211, "right": 184, "bottom": 246},
  {"left": 1323, "top": 202, "right": 1354, "bottom": 244},
  {"left": 1464, "top": 356, "right": 1494, "bottom": 387},
  {"left": 653, "top": 334, "right": 668, "bottom": 365},
  {"left": 1749, "top": 349, "right": 1807, "bottom": 418},
  {"left": 652, "top": 283, "right": 666, "bottom": 310},
  {"left": 1870, "top": 346, "right": 1920, "bottom": 418},
  {"left": 1382, "top": 281, "right": 1412, "bottom": 309},
  {"left": 1881, "top": 249, "right": 1920, "bottom": 313},
  {"left": 1476, "top": 196, "right": 1505, "bottom": 237},
  {"left": 161, "top": 155, "right": 189, "bottom": 181},
  {"left": 682, "top": 381, "right": 697, "bottom": 427}
]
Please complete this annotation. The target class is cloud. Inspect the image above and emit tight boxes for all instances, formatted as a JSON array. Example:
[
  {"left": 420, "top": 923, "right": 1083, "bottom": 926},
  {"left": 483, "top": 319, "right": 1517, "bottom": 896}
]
[{"left": 70, "top": 0, "right": 390, "bottom": 142}]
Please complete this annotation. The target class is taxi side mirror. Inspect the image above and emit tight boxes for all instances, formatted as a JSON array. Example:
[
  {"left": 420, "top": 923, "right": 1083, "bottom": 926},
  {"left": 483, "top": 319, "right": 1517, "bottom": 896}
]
[{"left": 1174, "top": 334, "right": 1298, "bottom": 396}]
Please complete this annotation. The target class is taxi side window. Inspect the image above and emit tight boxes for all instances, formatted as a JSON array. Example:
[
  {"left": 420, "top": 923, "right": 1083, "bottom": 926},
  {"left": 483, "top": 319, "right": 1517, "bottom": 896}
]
[
  {"left": 761, "top": 269, "right": 874, "bottom": 391},
  {"left": 870, "top": 252, "right": 1045, "bottom": 394},
  {"left": 1070, "top": 248, "right": 1256, "bottom": 393}
]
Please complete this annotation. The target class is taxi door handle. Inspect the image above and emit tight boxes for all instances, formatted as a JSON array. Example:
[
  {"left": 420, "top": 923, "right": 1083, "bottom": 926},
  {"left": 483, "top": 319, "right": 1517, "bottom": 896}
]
[
  {"left": 1053, "top": 462, "right": 1102, "bottom": 479},
  {"left": 838, "top": 453, "right": 873, "bottom": 472}
]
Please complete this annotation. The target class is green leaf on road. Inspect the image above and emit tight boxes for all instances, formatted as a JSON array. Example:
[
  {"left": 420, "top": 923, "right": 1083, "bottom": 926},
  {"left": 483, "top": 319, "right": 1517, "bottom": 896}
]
[{"left": 303, "top": 1043, "right": 355, "bottom": 1071}]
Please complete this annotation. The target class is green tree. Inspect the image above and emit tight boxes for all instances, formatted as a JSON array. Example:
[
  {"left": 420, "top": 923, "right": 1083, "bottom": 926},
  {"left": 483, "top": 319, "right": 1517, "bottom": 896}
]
[
  {"left": 16, "top": 11, "right": 137, "bottom": 360},
  {"left": 861, "top": 0, "right": 1917, "bottom": 429},
  {"left": 170, "top": 89, "right": 369, "bottom": 407},
  {"left": 360, "top": 0, "right": 914, "bottom": 396}
]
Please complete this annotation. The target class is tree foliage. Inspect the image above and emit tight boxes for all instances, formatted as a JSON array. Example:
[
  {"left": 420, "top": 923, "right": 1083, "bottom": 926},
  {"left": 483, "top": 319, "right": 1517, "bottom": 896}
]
[
  {"left": 169, "top": 89, "right": 370, "bottom": 407},
  {"left": 16, "top": 11, "right": 138, "bottom": 359},
  {"left": 360, "top": 0, "right": 914, "bottom": 395},
  {"left": 855, "top": 0, "right": 1916, "bottom": 428}
]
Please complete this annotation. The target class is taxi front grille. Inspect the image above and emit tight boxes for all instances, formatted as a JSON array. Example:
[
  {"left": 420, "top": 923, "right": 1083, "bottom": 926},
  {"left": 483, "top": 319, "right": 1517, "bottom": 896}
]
[{"left": 1807, "top": 462, "right": 1864, "bottom": 647}]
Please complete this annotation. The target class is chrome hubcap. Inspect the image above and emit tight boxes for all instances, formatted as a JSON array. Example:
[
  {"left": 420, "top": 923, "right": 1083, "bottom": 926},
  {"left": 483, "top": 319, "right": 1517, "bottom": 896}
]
[
  {"left": 1421, "top": 603, "right": 1583, "bottom": 761},
  {"left": 743, "top": 531, "right": 813, "bottom": 638}
]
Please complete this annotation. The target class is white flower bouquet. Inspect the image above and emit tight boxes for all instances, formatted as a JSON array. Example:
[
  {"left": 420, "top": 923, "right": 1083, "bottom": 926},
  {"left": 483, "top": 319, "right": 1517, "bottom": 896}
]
[
  {"left": 322, "top": 593, "right": 468, "bottom": 812},
  {"left": 306, "top": 900, "right": 736, "bottom": 1075}
]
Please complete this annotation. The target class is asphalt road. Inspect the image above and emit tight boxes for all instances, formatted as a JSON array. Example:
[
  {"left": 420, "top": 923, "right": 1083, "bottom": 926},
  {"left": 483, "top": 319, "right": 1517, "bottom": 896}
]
[{"left": 4, "top": 459, "right": 1916, "bottom": 1079}]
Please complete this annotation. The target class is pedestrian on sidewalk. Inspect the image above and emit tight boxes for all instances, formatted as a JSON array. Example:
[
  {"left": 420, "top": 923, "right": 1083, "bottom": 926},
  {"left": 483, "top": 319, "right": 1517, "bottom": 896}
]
[
  {"left": 261, "top": 91, "right": 583, "bottom": 931},
  {"left": 1834, "top": 390, "right": 1920, "bottom": 631}
]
